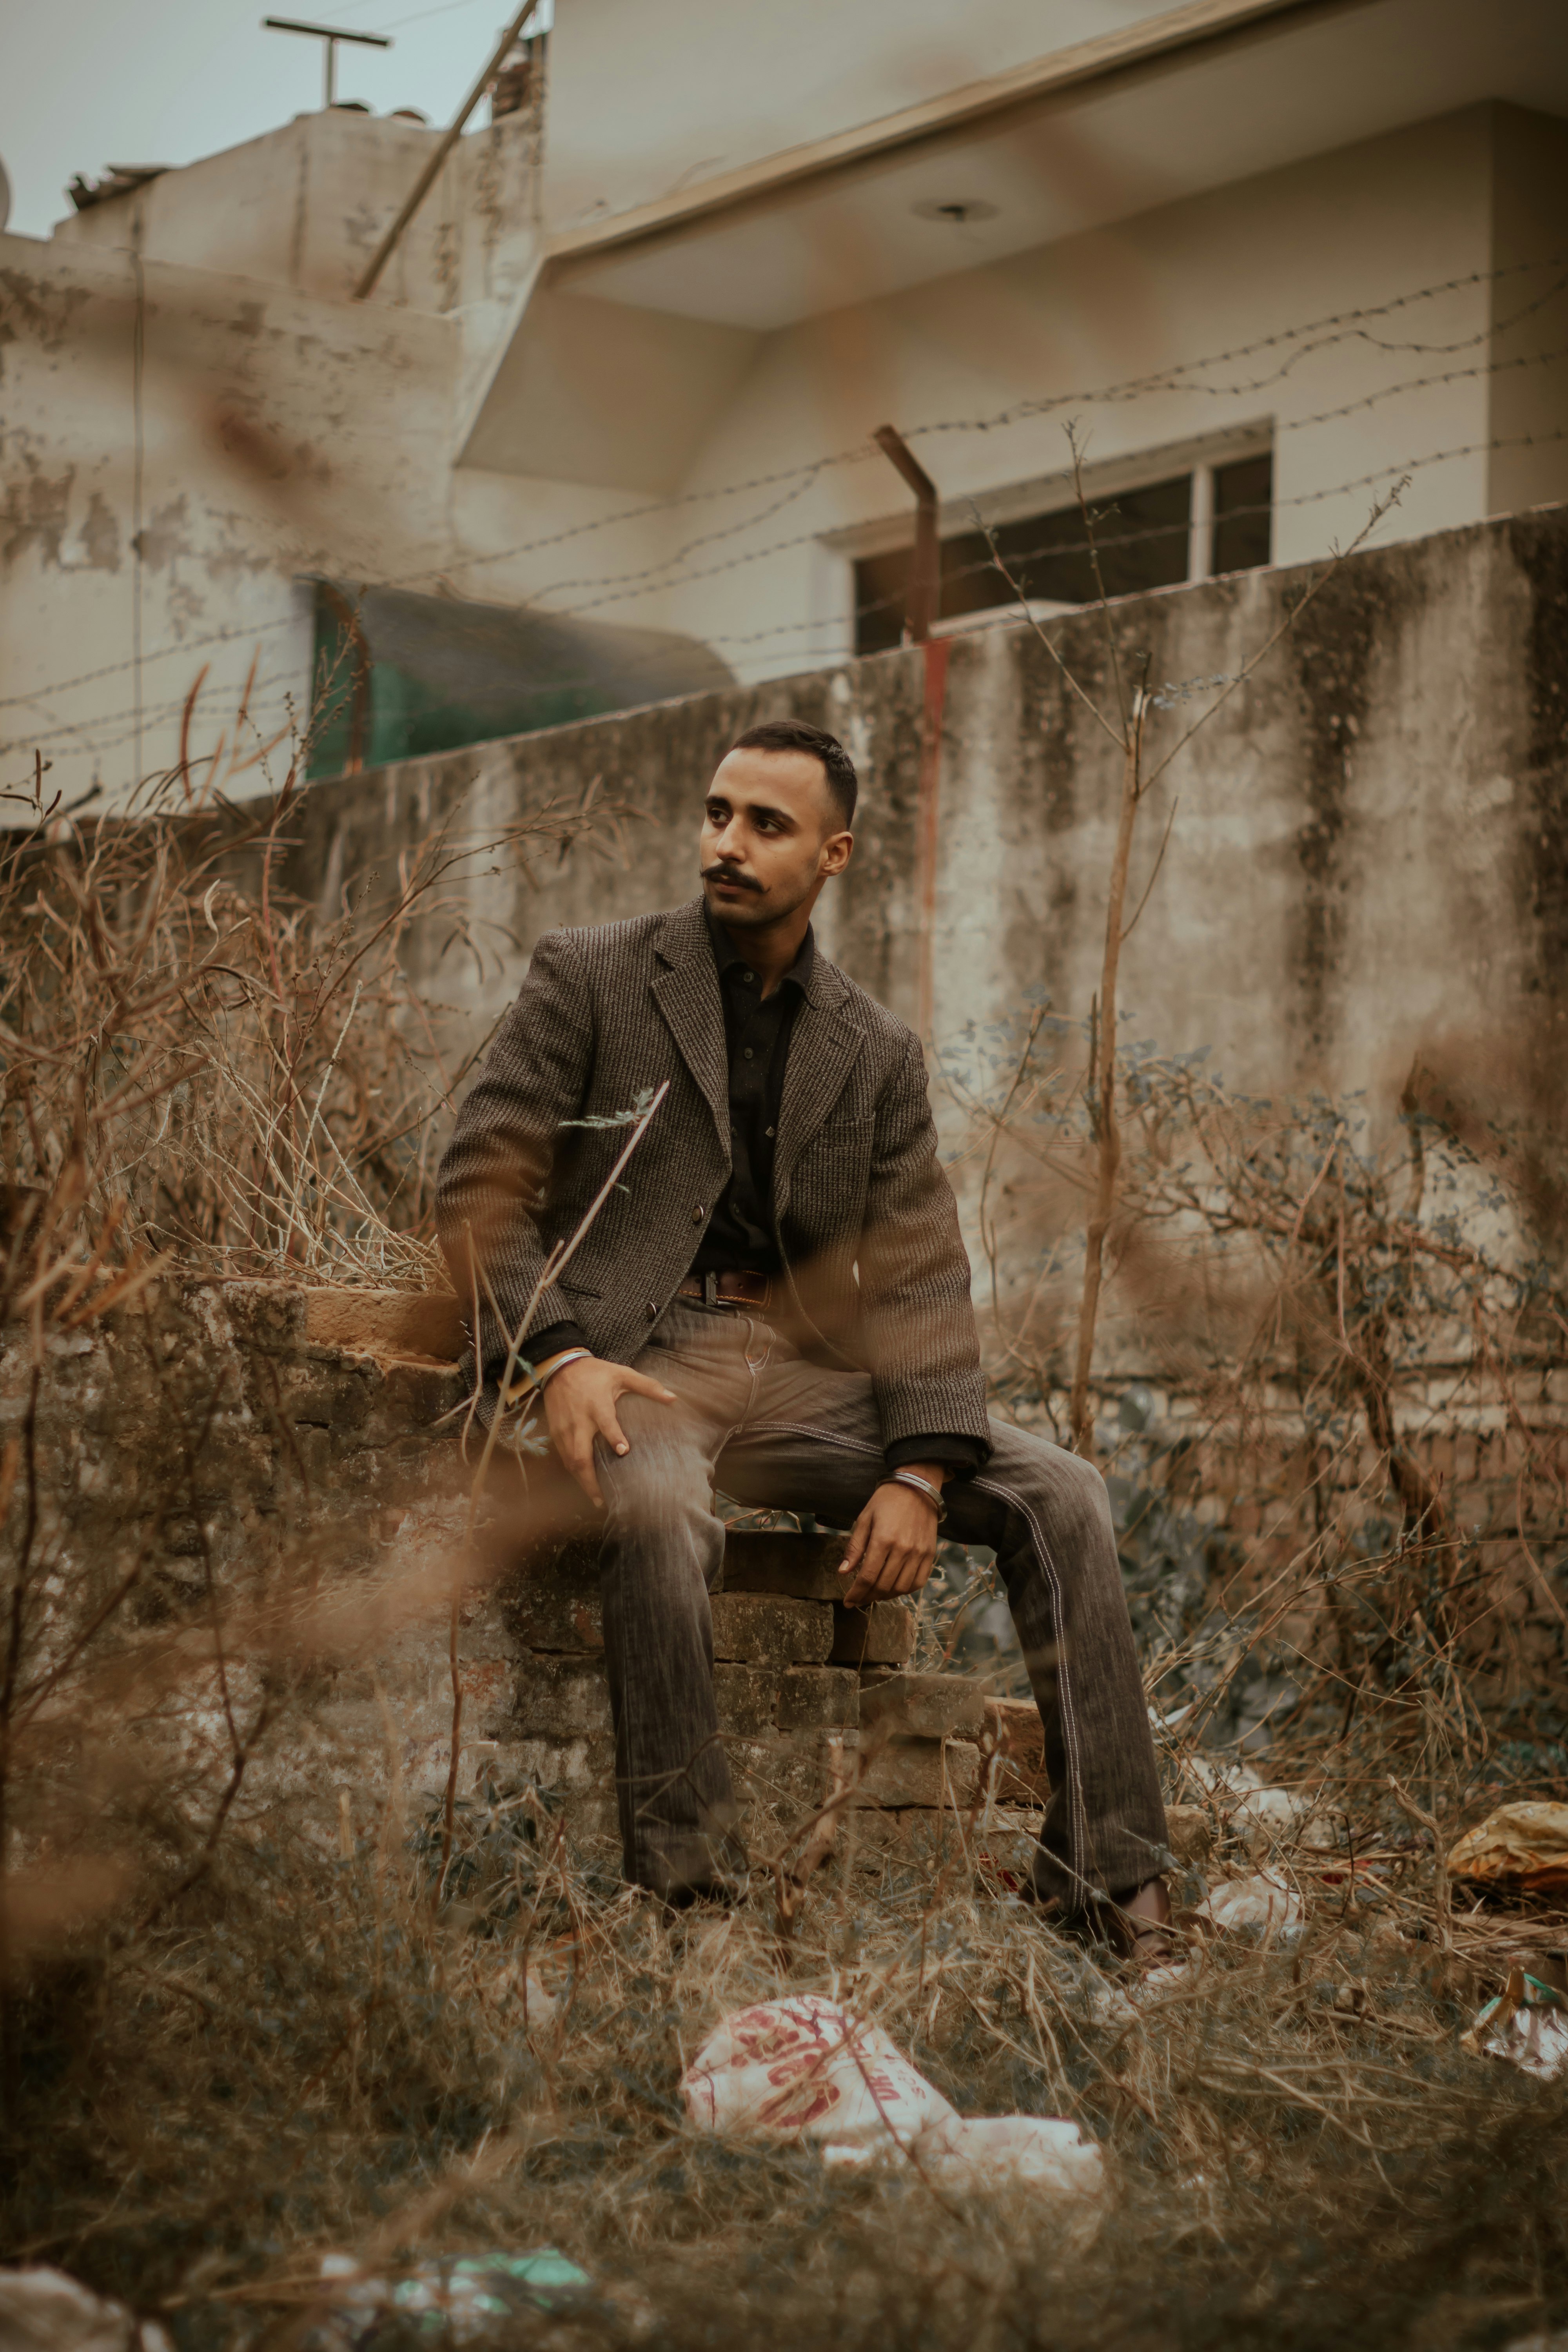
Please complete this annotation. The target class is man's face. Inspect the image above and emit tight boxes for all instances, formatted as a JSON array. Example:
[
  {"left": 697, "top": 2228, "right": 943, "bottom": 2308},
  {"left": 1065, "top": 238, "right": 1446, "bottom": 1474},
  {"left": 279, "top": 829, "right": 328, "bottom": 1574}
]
[{"left": 700, "top": 748, "right": 853, "bottom": 931}]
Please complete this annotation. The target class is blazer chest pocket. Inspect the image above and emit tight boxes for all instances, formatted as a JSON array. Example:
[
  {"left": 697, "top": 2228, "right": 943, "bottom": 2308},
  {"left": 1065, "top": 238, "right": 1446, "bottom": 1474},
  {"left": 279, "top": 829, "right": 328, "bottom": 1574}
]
[
  {"left": 788, "top": 1120, "right": 875, "bottom": 1210},
  {"left": 802, "top": 1114, "right": 875, "bottom": 1159}
]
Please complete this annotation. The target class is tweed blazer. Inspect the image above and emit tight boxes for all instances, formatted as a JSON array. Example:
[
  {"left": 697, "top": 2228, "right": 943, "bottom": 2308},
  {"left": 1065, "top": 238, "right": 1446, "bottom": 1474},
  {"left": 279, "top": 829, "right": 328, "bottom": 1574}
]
[{"left": 434, "top": 896, "right": 989, "bottom": 1452}]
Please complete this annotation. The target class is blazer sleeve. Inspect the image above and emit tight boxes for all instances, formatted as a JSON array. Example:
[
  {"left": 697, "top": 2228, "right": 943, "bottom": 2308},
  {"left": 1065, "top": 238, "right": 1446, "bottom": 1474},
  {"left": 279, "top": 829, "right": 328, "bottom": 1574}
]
[
  {"left": 855, "top": 1029, "right": 992, "bottom": 1458},
  {"left": 435, "top": 929, "right": 593, "bottom": 1380}
]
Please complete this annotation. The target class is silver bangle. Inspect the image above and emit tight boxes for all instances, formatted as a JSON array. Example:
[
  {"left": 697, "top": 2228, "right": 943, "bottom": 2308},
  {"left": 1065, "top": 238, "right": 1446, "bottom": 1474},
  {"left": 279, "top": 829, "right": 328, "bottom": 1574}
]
[{"left": 886, "top": 1468, "right": 947, "bottom": 1524}]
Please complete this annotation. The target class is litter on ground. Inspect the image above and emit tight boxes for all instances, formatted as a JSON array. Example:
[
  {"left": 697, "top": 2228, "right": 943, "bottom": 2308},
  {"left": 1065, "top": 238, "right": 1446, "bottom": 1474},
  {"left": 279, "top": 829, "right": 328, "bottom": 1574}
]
[
  {"left": 0, "top": 2267, "right": 171, "bottom": 2352},
  {"left": 1183, "top": 1760, "right": 1320, "bottom": 1851},
  {"left": 1461, "top": 1966, "right": 1568, "bottom": 2083},
  {"left": 306, "top": 2250, "right": 594, "bottom": 2346},
  {"left": 679, "top": 1994, "right": 1105, "bottom": 2202},
  {"left": 1446, "top": 1801, "right": 1568, "bottom": 1897},
  {"left": 1202, "top": 1872, "right": 1306, "bottom": 1940}
]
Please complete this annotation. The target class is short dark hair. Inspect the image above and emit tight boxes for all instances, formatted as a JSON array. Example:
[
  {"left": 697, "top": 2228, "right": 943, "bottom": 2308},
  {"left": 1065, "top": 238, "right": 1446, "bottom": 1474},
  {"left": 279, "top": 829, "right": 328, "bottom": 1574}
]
[{"left": 727, "top": 719, "right": 857, "bottom": 828}]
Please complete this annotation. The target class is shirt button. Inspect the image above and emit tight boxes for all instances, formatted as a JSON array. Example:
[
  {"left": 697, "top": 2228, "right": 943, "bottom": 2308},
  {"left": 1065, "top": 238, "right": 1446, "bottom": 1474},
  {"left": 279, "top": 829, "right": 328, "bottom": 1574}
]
[
  {"left": 743, "top": 1047, "right": 755, "bottom": 1060},
  {"left": 765, "top": 1125, "right": 776, "bottom": 1138},
  {"left": 742, "top": 970, "right": 755, "bottom": 984}
]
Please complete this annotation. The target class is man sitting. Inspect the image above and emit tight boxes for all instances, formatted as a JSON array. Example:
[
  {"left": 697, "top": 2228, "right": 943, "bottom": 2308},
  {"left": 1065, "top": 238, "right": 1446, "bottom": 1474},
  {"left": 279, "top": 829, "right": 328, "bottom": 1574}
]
[{"left": 436, "top": 719, "right": 1170, "bottom": 1954}]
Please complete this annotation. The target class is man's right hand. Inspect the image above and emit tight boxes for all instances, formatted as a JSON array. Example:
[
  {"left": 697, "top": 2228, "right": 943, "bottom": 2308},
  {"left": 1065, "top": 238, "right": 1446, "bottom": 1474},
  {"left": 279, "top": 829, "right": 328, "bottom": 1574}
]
[{"left": 541, "top": 1355, "right": 677, "bottom": 1507}]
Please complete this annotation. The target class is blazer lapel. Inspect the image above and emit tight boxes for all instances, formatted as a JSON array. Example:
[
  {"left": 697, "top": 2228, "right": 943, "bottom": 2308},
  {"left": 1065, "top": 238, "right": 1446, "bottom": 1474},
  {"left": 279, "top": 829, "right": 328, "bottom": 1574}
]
[
  {"left": 775, "top": 973, "right": 866, "bottom": 1200},
  {"left": 650, "top": 901, "right": 730, "bottom": 1154}
]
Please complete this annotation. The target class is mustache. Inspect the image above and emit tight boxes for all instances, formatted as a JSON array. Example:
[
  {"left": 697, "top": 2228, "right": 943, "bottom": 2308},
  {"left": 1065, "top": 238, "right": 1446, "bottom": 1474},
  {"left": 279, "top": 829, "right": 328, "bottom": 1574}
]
[{"left": 701, "top": 864, "right": 764, "bottom": 893}]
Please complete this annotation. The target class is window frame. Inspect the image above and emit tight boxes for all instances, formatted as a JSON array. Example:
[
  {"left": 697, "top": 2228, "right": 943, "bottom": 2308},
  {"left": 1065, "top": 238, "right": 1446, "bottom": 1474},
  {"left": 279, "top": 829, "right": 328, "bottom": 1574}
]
[{"left": 833, "top": 424, "right": 1274, "bottom": 654}]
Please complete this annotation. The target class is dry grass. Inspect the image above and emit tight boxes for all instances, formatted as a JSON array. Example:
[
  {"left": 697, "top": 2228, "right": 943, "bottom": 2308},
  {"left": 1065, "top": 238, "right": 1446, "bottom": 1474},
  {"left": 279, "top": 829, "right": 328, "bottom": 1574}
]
[
  {"left": 4, "top": 1748, "right": 1565, "bottom": 2351},
  {"left": 0, "top": 702, "right": 631, "bottom": 1302}
]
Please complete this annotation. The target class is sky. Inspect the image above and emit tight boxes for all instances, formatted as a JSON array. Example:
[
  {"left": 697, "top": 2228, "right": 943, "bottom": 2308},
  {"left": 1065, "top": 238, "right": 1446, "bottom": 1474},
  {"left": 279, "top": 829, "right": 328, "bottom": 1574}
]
[{"left": 1, "top": 0, "right": 517, "bottom": 239}]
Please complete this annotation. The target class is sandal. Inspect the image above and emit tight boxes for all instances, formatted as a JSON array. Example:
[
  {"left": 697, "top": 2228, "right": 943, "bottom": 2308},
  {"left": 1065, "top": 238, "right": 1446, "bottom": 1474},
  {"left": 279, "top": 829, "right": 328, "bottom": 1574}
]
[{"left": 1038, "top": 1875, "right": 1177, "bottom": 1967}]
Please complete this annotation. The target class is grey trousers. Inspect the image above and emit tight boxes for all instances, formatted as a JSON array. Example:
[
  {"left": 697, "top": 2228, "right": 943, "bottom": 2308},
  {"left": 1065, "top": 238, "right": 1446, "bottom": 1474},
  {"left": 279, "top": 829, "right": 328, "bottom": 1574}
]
[{"left": 593, "top": 1300, "right": 1167, "bottom": 1904}]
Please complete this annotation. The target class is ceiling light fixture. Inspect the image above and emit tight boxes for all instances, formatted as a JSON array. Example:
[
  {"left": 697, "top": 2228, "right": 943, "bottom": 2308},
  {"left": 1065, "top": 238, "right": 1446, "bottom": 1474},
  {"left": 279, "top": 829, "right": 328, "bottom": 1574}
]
[{"left": 912, "top": 198, "right": 999, "bottom": 225}]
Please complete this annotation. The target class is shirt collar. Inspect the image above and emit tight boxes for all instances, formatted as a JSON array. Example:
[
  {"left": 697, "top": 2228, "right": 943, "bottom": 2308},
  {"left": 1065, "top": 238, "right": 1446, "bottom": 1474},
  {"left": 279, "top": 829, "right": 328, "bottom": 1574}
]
[{"left": 704, "top": 904, "right": 815, "bottom": 995}]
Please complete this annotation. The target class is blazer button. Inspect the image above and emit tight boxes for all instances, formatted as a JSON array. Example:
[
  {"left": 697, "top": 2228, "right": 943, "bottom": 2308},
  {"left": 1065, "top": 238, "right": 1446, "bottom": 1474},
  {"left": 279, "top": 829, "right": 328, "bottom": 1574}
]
[
  {"left": 645, "top": 1300, "right": 657, "bottom": 1320},
  {"left": 691, "top": 1203, "right": 705, "bottom": 1223}
]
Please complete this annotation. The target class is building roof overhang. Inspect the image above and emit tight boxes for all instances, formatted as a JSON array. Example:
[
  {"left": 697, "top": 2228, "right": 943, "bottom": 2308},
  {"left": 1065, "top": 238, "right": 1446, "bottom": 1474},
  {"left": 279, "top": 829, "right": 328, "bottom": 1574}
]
[
  {"left": 458, "top": 0, "right": 1568, "bottom": 486},
  {"left": 541, "top": 0, "right": 1354, "bottom": 305}
]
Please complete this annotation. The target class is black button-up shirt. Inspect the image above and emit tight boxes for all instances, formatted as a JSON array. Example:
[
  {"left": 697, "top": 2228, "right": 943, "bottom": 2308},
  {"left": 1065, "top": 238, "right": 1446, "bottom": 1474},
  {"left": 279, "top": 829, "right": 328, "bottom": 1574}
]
[{"left": 691, "top": 912, "right": 809, "bottom": 1276}]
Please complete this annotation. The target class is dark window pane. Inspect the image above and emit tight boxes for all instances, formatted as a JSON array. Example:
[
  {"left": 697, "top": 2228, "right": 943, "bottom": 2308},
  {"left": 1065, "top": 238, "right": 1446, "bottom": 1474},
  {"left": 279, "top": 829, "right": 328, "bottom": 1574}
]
[
  {"left": 854, "top": 548, "right": 911, "bottom": 654},
  {"left": 1212, "top": 452, "right": 1272, "bottom": 575},
  {"left": 944, "top": 475, "right": 1192, "bottom": 617},
  {"left": 855, "top": 469, "right": 1198, "bottom": 652}
]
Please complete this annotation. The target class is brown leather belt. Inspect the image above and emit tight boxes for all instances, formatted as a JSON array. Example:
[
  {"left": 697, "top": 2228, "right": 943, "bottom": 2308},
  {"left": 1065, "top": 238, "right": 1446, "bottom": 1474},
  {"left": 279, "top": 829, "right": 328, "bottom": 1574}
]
[{"left": 676, "top": 1270, "right": 775, "bottom": 1310}]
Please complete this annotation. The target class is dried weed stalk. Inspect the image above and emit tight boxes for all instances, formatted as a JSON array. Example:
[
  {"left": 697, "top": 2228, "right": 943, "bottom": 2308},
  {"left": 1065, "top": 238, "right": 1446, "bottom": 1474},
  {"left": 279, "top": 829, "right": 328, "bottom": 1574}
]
[
  {"left": 0, "top": 699, "right": 632, "bottom": 1299},
  {"left": 971, "top": 434, "right": 1407, "bottom": 1457},
  {"left": 0, "top": 688, "right": 631, "bottom": 2098}
]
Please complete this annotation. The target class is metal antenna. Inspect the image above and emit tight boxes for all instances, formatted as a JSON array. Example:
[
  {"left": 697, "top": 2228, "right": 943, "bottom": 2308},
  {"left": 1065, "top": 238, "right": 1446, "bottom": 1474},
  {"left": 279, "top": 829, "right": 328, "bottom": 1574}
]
[{"left": 263, "top": 16, "right": 392, "bottom": 109}]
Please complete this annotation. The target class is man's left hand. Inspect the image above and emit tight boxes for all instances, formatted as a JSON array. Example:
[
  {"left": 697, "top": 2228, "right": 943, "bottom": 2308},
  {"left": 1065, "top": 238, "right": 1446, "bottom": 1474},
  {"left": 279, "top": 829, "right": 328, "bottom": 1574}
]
[{"left": 839, "top": 1465, "right": 949, "bottom": 1606}]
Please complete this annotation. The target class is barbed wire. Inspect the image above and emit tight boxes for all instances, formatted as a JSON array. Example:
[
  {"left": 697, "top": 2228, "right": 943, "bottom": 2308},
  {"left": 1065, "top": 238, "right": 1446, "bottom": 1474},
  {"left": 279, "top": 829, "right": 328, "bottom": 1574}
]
[
  {"left": 14, "top": 338, "right": 1553, "bottom": 755},
  {"left": 907, "top": 267, "right": 1568, "bottom": 445},
  {"left": 6, "top": 240, "right": 1561, "bottom": 720},
  {"left": 15, "top": 414, "right": 1568, "bottom": 767},
  {"left": 5, "top": 245, "right": 1567, "bottom": 740},
  {"left": 511, "top": 348, "right": 1568, "bottom": 627}
]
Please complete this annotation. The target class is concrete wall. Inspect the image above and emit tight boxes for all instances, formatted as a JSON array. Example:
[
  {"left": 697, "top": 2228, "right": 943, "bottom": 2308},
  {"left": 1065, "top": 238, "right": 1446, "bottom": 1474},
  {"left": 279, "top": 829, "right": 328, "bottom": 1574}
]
[
  {"left": 274, "top": 503, "right": 1568, "bottom": 1134},
  {"left": 0, "top": 110, "right": 541, "bottom": 805},
  {"left": 51, "top": 104, "right": 543, "bottom": 318},
  {"left": 0, "top": 227, "right": 457, "bottom": 800}
]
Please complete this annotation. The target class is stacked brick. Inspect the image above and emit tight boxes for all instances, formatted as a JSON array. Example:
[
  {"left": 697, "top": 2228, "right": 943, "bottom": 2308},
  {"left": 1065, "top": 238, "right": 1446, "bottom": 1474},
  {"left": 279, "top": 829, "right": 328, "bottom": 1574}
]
[
  {"left": 1, "top": 1278, "right": 1049, "bottom": 1846},
  {"left": 507, "top": 1526, "right": 1009, "bottom": 1838}
]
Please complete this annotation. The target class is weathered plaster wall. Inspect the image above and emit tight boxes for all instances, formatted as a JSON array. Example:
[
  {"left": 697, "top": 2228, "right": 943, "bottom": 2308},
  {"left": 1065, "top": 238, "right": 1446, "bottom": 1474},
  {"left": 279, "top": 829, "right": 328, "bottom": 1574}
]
[
  {"left": 0, "top": 228, "right": 460, "bottom": 800},
  {"left": 276, "top": 505, "right": 1568, "bottom": 1123},
  {"left": 50, "top": 107, "right": 541, "bottom": 319},
  {"left": 0, "top": 109, "right": 543, "bottom": 806}
]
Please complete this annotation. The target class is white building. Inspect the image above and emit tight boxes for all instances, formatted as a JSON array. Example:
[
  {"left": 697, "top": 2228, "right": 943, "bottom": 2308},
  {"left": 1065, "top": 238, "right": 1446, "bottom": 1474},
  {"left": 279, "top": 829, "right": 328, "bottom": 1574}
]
[{"left": 3, "top": 0, "right": 1567, "bottom": 803}]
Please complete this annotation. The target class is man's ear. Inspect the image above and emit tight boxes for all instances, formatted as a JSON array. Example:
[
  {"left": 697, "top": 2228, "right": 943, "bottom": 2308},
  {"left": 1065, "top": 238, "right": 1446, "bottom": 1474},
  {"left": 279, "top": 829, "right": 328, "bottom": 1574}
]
[{"left": 821, "top": 829, "right": 854, "bottom": 877}]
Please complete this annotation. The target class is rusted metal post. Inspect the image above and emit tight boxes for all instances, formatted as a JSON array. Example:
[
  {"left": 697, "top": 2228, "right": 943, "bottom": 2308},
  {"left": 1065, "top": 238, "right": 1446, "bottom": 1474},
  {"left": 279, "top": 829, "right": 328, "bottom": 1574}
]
[
  {"left": 873, "top": 423, "right": 940, "bottom": 643},
  {"left": 352, "top": 0, "right": 539, "bottom": 301},
  {"left": 873, "top": 425, "right": 947, "bottom": 1039},
  {"left": 316, "top": 583, "right": 372, "bottom": 774}
]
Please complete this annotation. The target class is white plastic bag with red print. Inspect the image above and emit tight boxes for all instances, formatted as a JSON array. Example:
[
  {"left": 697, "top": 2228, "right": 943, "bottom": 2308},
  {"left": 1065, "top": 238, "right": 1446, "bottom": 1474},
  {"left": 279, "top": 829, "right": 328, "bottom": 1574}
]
[{"left": 679, "top": 1993, "right": 1103, "bottom": 2204}]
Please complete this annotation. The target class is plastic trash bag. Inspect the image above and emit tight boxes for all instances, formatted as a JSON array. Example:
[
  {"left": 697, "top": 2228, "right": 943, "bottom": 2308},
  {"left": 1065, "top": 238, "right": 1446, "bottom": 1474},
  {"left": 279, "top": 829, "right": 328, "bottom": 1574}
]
[
  {"left": 679, "top": 1993, "right": 1103, "bottom": 2202},
  {"left": 1446, "top": 1802, "right": 1568, "bottom": 1898},
  {"left": 1185, "top": 1760, "right": 1320, "bottom": 1853},
  {"left": 1462, "top": 1967, "right": 1568, "bottom": 2083},
  {"left": 307, "top": 2250, "right": 592, "bottom": 2347},
  {"left": 0, "top": 2269, "right": 171, "bottom": 2352},
  {"left": 1204, "top": 1873, "right": 1305, "bottom": 1940}
]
